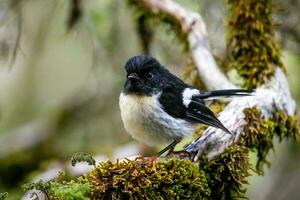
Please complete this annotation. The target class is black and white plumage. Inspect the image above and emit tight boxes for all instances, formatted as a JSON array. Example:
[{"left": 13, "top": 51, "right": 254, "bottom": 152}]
[{"left": 119, "top": 55, "right": 253, "bottom": 156}]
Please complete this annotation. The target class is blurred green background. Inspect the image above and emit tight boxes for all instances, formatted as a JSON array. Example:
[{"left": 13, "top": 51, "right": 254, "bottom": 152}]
[{"left": 0, "top": 0, "right": 299, "bottom": 199}]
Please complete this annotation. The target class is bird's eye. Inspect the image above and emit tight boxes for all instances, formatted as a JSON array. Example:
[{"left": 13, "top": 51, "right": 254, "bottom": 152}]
[{"left": 145, "top": 72, "right": 153, "bottom": 79}]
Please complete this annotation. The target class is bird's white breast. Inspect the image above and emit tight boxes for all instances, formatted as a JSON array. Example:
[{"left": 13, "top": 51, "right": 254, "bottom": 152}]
[{"left": 119, "top": 92, "right": 194, "bottom": 146}]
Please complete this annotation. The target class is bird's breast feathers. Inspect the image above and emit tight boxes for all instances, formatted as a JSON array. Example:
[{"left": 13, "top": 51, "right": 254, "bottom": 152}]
[{"left": 119, "top": 92, "right": 194, "bottom": 146}]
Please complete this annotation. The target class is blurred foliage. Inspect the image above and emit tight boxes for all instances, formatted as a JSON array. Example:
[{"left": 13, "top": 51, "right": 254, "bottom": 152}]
[
  {"left": 0, "top": 192, "right": 8, "bottom": 200},
  {"left": 50, "top": 181, "right": 92, "bottom": 200}
]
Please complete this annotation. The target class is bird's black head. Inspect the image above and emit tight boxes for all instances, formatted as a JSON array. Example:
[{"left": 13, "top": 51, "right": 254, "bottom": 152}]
[{"left": 122, "top": 55, "right": 169, "bottom": 96}]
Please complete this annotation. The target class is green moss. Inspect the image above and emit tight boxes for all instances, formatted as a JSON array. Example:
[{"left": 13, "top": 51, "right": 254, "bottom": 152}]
[
  {"left": 22, "top": 178, "right": 92, "bottom": 200},
  {"left": 226, "top": 0, "right": 284, "bottom": 89},
  {"left": 46, "top": 149, "right": 252, "bottom": 200},
  {"left": 200, "top": 145, "right": 251, "bottom": 200},
  {"left": 241, "top": 108, "right": 299, "bottom": 174},
  {"left": 86, "top": 158, "right": 210, "bottom": 199},
  {"left": 26, "top": 159, "right": 211, "bottom": 199},
  {"left": 37, "top": 158, "right": 212, "bottom": 199},
  {"left": 50, "top": 181, "right": 92, "bottom": 200}
]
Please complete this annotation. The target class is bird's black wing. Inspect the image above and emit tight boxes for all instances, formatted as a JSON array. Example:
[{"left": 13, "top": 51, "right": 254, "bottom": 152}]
[
  {"left": 186, "top": 89, "right": 254, "bottom": 133},
  {"left": 158, "top": 86, "right": 231, "bottom": 134},
  {"left": 185, "top": 89, "right": 253, "bottom": 134},
  {"left": 159, "top": 87, "right": 253, "bottom": 134},
  {"left": 185, "top": 99, "right": 231, "bottom": 134}
]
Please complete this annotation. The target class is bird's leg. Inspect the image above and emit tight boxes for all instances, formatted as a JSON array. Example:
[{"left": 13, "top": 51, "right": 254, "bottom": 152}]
[
  {"left": 156, "top": 139, "right": 181, "bottom": 157},
  {"left": 165, "top": 139, "right": 191, "bottom": 159},
  {"left": 147, "top": 139, "right": 181, "bottom": 171}
]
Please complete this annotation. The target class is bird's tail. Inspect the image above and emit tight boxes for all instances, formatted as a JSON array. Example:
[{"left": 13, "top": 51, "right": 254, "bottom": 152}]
[{"left": 196, "top": 89, "right": 254, "bottom": 100}]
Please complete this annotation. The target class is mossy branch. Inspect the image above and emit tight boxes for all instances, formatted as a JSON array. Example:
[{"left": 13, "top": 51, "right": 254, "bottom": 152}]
[{"left": 226, "top": 0, "right": 284, "bottom": 89}]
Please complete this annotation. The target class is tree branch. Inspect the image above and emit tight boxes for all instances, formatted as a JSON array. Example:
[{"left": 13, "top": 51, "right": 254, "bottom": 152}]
[{"left": 185, "top": 67, "right": 296, "bottom": 160}]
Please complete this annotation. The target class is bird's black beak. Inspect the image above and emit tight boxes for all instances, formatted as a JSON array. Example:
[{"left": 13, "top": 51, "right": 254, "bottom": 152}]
[{"left": 127, "top": 73, "right": 140, "bottom": 80}]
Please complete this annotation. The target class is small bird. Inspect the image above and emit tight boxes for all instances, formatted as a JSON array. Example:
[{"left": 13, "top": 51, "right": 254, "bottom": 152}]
[{"left": 119, "top": 55, "right": 253, "bottom": 157}]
